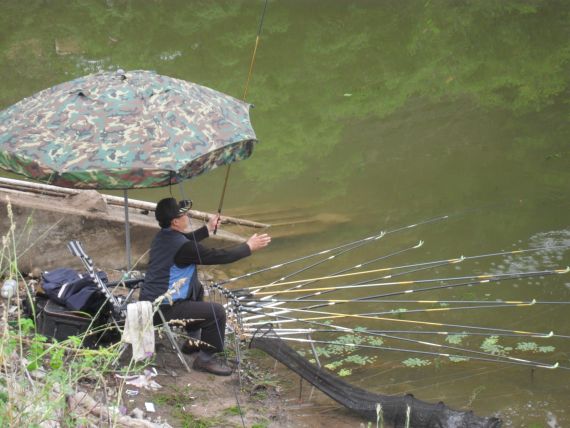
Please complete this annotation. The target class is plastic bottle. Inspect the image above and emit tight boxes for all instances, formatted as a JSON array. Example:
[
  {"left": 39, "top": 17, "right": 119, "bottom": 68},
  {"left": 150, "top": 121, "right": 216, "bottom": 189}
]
[{"left": 1, "top": 279, "right": 17, "bottom": 299}]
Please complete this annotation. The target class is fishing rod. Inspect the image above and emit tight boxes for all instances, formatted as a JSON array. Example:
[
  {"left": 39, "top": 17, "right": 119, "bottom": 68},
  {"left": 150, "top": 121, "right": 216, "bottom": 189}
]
[
  {"left": 242, "top": 323, "right": 564, "bottom": 370},
  {"left": 245, "top": 300, "right": 539, "bottom": 319},
  {"left": 243, "top": 335, "right": 562, "bottom": 371},
  {"left": 235, "top": 269, "right": 569, "bottom": 321},
  {"left": 296, "top": 264, "right": 570, "bottom": 310},
  {"left": 255, "top": 240, "right": 424, "bottom": 308},
  {"left": 237, "top": 305, "right": 565, "bottom": 341},
  {"left": 241, "top": 268, "right": 568, "bottom": 326},
  {"left": 263, "top": 240, "right": 424, "bottom": 296},
  {"left": 251, "top": 267, "right": 569, "bottom": 296},
  {"left": 257, "top": 232, "right": 388, "bottom": 292},
  {"left": 240, "top": 298, "right": 538, "bottom": 324},
  {"left": 223, "top": 214, "right": 450, "bottom": 288},
  {"left": 242, "top": 244, "right": 570, "bottom": 292},
  {"left": 241, "top": 298, "right": 570, "bottom": 305},
  {"left": 238, "top": 297, "right": 561, "bottom": 338},
  {"left": 213, "top": 0, "right": 269, "bottom": 235},
  {"left": 250, "top": 327, "right": 564, "bottom": 339},
  {"left": 294, "top": 255, "right": 463, "bottom": 304},
  {"left": 233, "top": 304, "right": 570, "bottom": 373},
  {"left": 235, "top": 304, "right": 567, "bottom": 369}
]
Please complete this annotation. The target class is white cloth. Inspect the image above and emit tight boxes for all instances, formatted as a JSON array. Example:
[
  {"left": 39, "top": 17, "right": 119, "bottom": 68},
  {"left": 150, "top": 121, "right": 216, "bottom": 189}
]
[{"left": 122, "top": 301, "right": 155, "bottom": 361}]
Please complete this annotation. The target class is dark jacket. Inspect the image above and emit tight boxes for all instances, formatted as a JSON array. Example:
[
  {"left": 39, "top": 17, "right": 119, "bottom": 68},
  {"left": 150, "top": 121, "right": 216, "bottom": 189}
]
[{"left": 140, "top": 226, "right": 251, "bottom": 302}]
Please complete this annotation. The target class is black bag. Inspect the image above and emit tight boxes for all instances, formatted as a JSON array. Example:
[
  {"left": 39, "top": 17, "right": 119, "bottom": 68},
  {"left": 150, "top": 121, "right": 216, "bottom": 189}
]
[
  {"left": 36, "top": 296, "right": 117, "bottom": 347},
  {"left": 42, "top": 268, "right": 108, "bottom": 313}
]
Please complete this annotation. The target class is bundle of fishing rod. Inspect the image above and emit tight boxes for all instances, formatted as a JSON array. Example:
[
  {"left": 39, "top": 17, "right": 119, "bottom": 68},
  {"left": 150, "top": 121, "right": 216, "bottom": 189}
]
[{"left": 206, "top": 215, "right": 570, "bottom": 427}]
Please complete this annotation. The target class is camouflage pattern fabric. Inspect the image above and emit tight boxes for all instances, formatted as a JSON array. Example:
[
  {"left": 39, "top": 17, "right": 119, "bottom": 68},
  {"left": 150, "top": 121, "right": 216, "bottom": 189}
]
[{"left": 0, "top": 70, "right": 257, "bottom": 189}]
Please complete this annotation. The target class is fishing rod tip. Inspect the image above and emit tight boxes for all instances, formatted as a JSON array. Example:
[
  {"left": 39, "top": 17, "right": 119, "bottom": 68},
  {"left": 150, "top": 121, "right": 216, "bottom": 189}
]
[
  {"left": 374, "top": 231, "right": 386, "bottom": 240},
  {"left": 535, "top": 331, "right": 554, "bottom": 338}
]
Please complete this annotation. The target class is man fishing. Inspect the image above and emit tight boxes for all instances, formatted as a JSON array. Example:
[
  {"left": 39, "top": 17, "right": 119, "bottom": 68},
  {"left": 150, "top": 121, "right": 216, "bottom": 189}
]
[{"left": 140, "top": 197, "right": 271, "bottom": 375}]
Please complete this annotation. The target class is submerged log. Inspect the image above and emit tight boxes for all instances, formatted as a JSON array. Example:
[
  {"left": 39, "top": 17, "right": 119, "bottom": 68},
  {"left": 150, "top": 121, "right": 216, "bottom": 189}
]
[{"left": 249, "top": 324, "right": 502, "bottom": 428}]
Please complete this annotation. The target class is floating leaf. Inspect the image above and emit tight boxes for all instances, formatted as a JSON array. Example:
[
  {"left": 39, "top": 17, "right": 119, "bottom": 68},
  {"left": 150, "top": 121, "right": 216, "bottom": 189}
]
[
  {"left": 516, "top": 342, "right": 538, "bottom": 352},
  {"left": 338, "top": 368, "right": 352, "bottom": 377},
  {"left": 368, "top": 337, "right": 384, "bottom": 346},
  {"left": 345, "top": 354, "right": 373, "bottom": 366},
  {"left": 402, "top": 358, "right": 431, "bottom": 367},
  {"left": 446, "top": 333, "right": 467, "bottom": 345},
  {"left": 538, "top": 346, "right": 555, "bottom": 353},
  {"left": 449, "top": 356, "right": 469, "bottom": 362},
  {"left": 315, "top": 346, "right": 332, "bottom": 358},
  {"left": 481, "top": 336, "right": 510, "bottom": 356},
  {"left": 325, "top": 360, "right": 344, "bottom": 370}
]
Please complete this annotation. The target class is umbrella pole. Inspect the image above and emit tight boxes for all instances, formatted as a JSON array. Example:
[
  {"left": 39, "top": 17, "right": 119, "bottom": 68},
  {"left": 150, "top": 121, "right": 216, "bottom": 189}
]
[{"left": 123, "top": 190, "right": 132, "bottom": 271}]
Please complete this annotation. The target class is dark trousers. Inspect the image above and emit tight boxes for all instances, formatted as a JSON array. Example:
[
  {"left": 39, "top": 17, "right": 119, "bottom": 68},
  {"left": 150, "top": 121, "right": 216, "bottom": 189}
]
[{"left": 156, "top": 300, "right": 226, "bottom": 353}]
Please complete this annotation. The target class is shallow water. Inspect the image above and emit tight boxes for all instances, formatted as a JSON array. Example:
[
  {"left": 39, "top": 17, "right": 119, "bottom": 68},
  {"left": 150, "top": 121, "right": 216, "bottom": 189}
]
[{"left": 1, "top": 1, "right": 569, "bottom": 424}]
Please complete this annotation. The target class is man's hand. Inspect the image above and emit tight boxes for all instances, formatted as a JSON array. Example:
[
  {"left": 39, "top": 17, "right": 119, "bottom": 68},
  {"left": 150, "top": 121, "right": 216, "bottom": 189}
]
[
  {"left": 246, "top": 233, "right": 271, "bottom": 252},
  {"left": 207, "top": 214, "right": 221, "bottom": 233}
]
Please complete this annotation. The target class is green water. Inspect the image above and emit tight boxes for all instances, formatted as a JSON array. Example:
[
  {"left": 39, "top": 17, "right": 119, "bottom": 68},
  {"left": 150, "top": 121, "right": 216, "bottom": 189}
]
[{"left": 1, "top": 1, "right": 570, "bottom": 425}]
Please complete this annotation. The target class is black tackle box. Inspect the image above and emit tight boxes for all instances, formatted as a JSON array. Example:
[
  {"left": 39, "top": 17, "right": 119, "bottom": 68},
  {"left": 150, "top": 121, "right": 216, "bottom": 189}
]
[{"left": 36, "top": 297, "right": 111, "bottom": 347}]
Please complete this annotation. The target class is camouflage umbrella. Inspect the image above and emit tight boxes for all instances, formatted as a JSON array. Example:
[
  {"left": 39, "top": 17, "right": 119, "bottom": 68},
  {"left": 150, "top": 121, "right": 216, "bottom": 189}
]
[{"left": 0, "top": 70, "right": 257, "bottom": 189}]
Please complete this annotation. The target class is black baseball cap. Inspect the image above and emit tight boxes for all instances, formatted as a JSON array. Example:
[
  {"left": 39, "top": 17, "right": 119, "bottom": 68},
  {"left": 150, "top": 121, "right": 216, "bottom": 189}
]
[{"left": 155, "top": 198, "right": 193, "bottom": 227}]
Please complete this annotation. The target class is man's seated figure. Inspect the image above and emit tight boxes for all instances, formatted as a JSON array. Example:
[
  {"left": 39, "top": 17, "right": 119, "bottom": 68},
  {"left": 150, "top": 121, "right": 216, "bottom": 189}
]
[{"left": 140, "top": 197, "right": 271, "bottom": 375}]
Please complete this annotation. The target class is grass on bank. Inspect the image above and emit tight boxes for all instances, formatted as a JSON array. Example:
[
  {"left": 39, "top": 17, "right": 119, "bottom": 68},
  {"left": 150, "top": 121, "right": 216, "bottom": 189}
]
[{"left": 0, "top": 198, "right": 125, "bottom": 427}]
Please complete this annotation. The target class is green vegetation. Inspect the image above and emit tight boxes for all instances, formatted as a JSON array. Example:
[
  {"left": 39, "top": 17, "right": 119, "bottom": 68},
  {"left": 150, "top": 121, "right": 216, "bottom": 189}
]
[
  {"left": 480, "top": 336, "right": 513, "bottom": 356},
  {"left": 297, "top": 330, "right": 380, "bottom": 376},
  {"left": 402, "top": 357, "right": 432, "bottom": 368},
  {"left": 445, "top": 333, "right": 468, "bottom": 345},
  {"left": 0, "top": 200, "right": 123, "bottom": 426}
]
